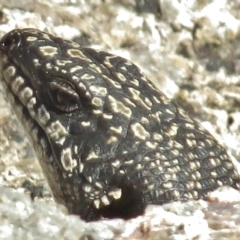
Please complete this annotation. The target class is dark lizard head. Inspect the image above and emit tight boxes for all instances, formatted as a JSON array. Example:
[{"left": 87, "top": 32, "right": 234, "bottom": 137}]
[{"left": 0, "top": 28, "right": 239, "bottom": 221}]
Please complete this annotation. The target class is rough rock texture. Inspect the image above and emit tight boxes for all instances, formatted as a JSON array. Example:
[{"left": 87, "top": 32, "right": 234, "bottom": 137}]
[{"left": 0, "top": 0, "right": 240, "bottom": 239}]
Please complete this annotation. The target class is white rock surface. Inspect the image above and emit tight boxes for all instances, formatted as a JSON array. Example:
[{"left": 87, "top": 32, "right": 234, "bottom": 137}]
[{"left": 1, "top": 1, "right": 240, "bottom": 239}]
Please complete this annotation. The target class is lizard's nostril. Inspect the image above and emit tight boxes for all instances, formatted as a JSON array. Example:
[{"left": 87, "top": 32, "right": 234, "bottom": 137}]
[{"left": 0, "top": 30, "right": 21, "bottom": 51}]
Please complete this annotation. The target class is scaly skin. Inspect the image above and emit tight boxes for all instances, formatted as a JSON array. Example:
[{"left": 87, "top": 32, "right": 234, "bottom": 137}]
[{"left": 0, "top": 28, "right": 239, "bottom": 221}]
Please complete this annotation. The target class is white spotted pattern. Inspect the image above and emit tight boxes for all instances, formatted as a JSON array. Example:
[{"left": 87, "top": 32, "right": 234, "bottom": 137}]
[{"left": 39, "top": 46, "right": 58, "bottom": 57}]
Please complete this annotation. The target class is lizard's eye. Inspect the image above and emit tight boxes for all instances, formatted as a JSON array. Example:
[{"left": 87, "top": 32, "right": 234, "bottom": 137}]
[{"left": 47, "top": 79, "right": 79, "bottom": 112}]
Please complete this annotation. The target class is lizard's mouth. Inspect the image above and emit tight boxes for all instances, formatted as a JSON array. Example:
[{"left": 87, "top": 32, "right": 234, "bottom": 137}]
[
  {"left": 0, "top": 33, "right": 75, "bottom": 186},
  {"left": 0, "top": 44, "right": 81, "bottom": 206},
  {"left": 0, "top": 47, "right": 54, "bottom": 164}
]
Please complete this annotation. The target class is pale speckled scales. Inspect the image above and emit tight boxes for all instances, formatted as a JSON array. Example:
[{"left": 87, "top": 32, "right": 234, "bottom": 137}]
[{"left": 0, "top": 28, "right": 239, "bottom": 221}]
